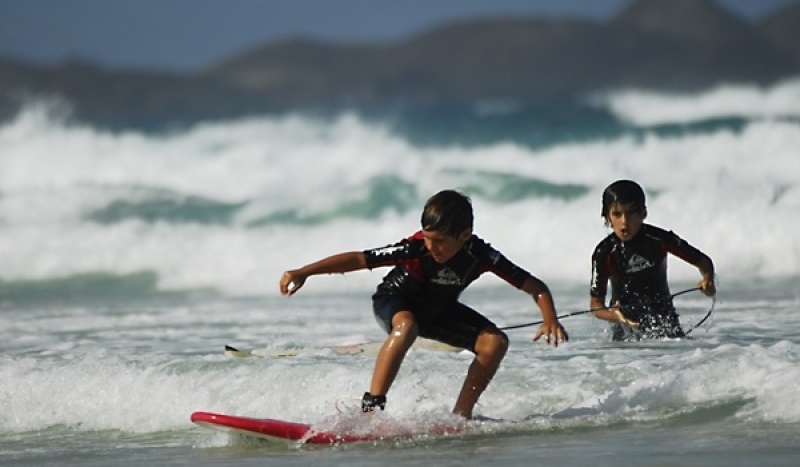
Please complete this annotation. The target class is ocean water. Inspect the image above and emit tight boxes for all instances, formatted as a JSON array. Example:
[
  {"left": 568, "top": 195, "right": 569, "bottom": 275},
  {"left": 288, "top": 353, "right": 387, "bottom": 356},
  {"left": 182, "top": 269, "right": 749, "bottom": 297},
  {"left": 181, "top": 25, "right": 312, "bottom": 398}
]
[{"left": 1, "top": 79, "right": 800, "bottom": 466}]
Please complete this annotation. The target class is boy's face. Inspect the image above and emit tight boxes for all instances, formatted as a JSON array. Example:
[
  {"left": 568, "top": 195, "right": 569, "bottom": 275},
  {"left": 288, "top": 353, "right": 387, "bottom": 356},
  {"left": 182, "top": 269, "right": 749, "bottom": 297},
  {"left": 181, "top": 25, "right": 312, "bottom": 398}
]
[
  {"left": 606, "top": 202, "right": 646, "bottom": 242},
  {"left": 422, "top": 228, "right": 472, "bottom": 263}
]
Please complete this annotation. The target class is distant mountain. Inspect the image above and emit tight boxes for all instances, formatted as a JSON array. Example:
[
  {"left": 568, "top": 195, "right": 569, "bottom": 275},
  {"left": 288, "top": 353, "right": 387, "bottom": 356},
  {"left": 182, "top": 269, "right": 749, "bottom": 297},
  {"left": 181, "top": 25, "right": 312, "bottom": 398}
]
[
  {"left": 1, "top": 0, "right": 799, "bottom": 129},
  {"left": 0, "top": 58, "right": 278, "bottom": 128},
  {"left": 759, "top": 3, "right": 800, "bottom": 67},
  {"left": 605, "top": 0, "right": 795, "bottom": 88},
  {"left": 614, "top": 0, "right": 755, "bottom": 42},
  {"left": 204, "top": 0, "right": 796, "bottom": 103}
]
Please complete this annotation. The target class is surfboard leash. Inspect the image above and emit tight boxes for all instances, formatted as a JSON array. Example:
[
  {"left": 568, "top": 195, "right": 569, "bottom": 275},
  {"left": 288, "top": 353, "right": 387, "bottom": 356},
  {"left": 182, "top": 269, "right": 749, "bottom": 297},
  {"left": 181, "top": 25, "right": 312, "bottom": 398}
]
[
  {"left": 499, "top": 286, "right": 710, "bottom": 331},
  {"left": 684, "top": 294, "right": 716, "bottom": 335}
]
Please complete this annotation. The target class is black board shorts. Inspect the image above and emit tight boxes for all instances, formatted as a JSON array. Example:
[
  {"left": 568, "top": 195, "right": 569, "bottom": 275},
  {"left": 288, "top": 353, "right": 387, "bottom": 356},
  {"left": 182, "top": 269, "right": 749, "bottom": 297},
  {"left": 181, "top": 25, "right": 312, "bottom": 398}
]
[{"left": 371, "top": 292, "right": 496, "bottom": 353}]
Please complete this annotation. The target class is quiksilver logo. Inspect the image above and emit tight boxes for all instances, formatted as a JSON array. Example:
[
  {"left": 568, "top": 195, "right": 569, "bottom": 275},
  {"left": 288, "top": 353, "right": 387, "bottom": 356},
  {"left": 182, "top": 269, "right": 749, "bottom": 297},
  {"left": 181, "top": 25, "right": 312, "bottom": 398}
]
[
  {"left": 431, "top": 268, "right": 462, "bottom": 285},
  {"left": 626, "top": 254, "right": 653, "bottom": 273}
]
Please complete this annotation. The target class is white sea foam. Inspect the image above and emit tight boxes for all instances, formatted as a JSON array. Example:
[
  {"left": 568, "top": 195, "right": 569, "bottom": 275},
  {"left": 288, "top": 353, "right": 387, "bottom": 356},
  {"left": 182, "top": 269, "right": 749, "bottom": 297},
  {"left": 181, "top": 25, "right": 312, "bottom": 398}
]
[
  {"left": 596, "top": 78, "right": 800, "bottom": 126},
  {"left": 1, "top": 88, "right": 799, "bottom": 296},
  {"left": 1, "top": 290, "right": 798, "bottom": 435}
]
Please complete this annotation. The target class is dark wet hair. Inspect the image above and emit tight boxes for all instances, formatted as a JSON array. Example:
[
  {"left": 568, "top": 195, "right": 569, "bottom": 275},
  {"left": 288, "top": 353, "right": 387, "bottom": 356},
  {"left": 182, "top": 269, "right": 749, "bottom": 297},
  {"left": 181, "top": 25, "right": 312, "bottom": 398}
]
[
  {"left": 601, "top": 180, "right": 646, "bottom": 217},
  {"left": 421, "top": 189, "right": 473, "bottom": 237}
]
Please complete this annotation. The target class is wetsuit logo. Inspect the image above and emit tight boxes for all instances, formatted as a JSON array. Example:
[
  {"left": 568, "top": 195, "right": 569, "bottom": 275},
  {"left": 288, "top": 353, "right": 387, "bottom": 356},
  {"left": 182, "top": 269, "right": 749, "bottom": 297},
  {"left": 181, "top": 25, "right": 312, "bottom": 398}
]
[
  {"left": 431, "top": 268, "right": 462, "bottom": 285},
  {"left": 626, "top": 254, "right": 653, "bottom": 273},
  {"left": 371, "top": 245, "right": 405, "bottom": 257}
]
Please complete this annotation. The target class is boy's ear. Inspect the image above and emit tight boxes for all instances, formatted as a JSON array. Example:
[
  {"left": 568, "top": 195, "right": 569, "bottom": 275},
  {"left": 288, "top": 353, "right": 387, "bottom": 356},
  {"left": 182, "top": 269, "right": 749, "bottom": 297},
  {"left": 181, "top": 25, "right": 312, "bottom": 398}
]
[
  {"left": 641, "top": 208, "right": 648, "bottom": 220},
  {"left": 458, "top": 228, "right": 473, "bottom": 242}
]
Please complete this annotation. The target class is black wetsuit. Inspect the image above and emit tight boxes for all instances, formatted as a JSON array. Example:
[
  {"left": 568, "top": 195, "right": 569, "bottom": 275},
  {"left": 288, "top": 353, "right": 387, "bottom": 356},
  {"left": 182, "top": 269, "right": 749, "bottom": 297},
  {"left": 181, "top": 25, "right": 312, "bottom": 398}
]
[
  {"left": 590, "top": 224, "right": 707, "bottom": 340},
  {"left": 363, "top": 231, "right": 532, "bottom": 351}
]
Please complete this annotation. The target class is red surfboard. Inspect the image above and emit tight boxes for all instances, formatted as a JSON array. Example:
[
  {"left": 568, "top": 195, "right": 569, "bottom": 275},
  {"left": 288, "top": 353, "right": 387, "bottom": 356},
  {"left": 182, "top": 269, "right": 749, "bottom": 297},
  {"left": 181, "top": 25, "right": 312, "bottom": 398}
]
[{"left": 191, "top": 411, "right": 464, "bottom": 444}]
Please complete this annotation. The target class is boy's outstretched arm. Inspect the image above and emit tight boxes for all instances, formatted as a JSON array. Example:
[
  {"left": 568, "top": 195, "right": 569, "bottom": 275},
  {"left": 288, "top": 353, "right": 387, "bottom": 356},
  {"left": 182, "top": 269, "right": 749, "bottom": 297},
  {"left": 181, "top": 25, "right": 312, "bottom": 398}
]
[
  {"left": 521, "top": 276, "right": 568, "bottom": 346},
  {"left": 279, "top": 252, "right": 368, "bottom": 296}
]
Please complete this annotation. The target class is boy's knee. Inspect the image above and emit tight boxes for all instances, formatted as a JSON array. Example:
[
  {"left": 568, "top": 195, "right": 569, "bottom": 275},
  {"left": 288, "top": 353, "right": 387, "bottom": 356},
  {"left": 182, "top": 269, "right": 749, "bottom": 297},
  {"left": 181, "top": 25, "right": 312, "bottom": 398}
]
[
  {"left": 493, "top": 332, "right": 510, "bottom": 352},
  {"left": 475, "top": 330, "right": 509, "bottom": 355},
  {"left": 389, "top": 313, "right": 419, "bottom": 342}
]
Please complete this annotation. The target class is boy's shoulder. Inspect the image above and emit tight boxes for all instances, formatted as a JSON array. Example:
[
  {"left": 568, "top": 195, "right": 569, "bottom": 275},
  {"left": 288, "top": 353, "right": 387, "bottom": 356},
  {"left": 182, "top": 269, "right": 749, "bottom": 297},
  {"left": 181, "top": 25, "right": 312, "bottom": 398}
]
[
  {"left": 466, "top": 233, "right": 497, "bottom": 252},
  {"left": 640, "top": 223, "right": 676, "bottom": 240},
  {"left": 407, "top": 230, "right": 424, "bottom": 241},
  {"left": 594, "top": 232, "right": 618, "bottom": 251}
]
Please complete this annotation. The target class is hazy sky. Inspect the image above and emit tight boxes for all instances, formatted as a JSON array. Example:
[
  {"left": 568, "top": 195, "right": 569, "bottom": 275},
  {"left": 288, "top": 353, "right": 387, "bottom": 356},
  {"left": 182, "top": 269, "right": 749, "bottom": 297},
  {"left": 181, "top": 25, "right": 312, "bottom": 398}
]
[{"left": 1, "top": 0, "right": 796, "bottom": 72}]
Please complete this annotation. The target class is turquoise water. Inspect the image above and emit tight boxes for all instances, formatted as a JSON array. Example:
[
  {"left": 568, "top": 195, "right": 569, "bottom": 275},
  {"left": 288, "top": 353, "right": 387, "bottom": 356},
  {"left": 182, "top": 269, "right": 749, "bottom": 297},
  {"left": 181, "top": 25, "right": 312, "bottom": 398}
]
[{"left": 2, "top": 79, "right": 800, "bottom": 465}]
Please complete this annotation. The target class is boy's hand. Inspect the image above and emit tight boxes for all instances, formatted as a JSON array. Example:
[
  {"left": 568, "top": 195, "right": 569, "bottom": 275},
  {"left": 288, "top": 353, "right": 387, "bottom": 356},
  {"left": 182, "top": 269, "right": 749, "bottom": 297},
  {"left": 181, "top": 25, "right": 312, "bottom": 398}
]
[
  {"left": 533, "top": 322, "right": 568, "bottom": 347},
  {"left": 610, "top": 307, "right": 639, "bottom": 327},
  {"left": 279, "top": 270, "right": 306, "bottom": 296},
  {"left": 699, "top": 277, "right": 716, "bottom": 297}
]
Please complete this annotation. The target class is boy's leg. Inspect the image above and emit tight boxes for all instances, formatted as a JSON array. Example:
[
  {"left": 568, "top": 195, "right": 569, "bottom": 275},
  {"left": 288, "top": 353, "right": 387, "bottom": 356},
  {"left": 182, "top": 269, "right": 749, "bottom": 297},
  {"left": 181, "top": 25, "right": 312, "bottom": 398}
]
[
  {"left": 452, "top": 327, "right": 508, "bottom": 419},
  {"left": 369, "top": 310, "right": 418, "bottom": 399}
]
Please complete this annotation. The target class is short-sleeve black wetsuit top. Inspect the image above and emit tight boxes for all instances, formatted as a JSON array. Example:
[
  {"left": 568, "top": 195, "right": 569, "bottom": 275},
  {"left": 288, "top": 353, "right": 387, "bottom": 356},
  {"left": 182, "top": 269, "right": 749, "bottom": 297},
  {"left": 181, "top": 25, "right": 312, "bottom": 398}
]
[
  {"left": 363, "top": 231, "right": 532, "bottom": 312},
  {"left": 590, "top": 224, "right": 706, "bottom": 337}
]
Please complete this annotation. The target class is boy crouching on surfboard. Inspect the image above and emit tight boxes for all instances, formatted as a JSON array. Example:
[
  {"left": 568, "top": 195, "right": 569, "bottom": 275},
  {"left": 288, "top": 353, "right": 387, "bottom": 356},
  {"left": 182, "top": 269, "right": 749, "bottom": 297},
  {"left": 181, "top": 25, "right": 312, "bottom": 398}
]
[{"left": 279, "top": 189, "right": 567, "bottom": 419}]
